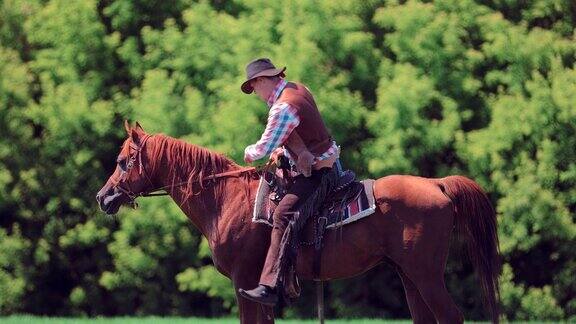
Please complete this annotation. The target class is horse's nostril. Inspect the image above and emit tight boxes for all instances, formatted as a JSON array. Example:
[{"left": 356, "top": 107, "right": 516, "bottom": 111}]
[{"left": 96, "top": 186, "right": 114, "bottom": 205}]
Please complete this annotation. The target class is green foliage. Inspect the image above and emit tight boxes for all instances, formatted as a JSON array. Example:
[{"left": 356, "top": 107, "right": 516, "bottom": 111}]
[
  {"left": 98, "top": 199, "right": 207, "bottom": 315},
  {"left": 0, "top": 317, "right": 417, "bottom": 324},
  {"left": 499, "top": 264, "right": 564, "bottom": 320},
  {"left": 0, "top": 0, "right": 574, "bottom": 320},
  {"left": 0, "top": 226, "right": 29, "bottom": 314},
  {"left": 176, "top": 266, "right": 236, "bottom": 312}
]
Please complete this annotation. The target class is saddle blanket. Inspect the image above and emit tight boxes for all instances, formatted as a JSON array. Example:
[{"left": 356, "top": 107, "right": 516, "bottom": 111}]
[
  {"left": 252, "top": 179, "right": 377, "bottom": 230},
  {"left": 326, "top": 179, "right": 376, "bottom": 229}
]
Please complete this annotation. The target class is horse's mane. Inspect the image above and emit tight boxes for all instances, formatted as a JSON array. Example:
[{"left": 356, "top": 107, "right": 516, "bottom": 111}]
[{"left": 149, "top": 134, "right": 249, "bottom": 205}]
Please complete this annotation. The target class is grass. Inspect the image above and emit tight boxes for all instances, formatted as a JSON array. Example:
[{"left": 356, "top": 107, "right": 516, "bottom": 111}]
[
  {"left": 0, "top": 316, "right": 565, "bottom": 323},
  {"left": 0, "top": 317, "right": 413, "bottom": 324}
]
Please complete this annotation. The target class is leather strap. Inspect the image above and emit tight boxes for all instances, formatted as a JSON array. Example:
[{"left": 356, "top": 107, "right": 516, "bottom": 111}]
[
  {"left": 313, "top": 213, "right": 328, "bottom": 280},
  {"left": 202, "top": 167, "right": 257, "bottom": 181},
  {"left": 140, "top": 166, "right": 256, "bottom": 197}
]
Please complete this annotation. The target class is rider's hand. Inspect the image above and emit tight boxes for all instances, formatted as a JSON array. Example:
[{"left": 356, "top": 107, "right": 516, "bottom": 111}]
[
  {"left": 296, "top": 150, "right": 314, "bottom": 177},
  {"left": 270, "top": 147, "right": 284, "bottom": 165},
  {"left": 244, "top": 150, "right": 253, "bottom": 164}
]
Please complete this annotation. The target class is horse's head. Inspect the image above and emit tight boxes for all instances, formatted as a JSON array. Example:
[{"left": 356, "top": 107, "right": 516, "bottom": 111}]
[{"left": 96, "top": 121, "right": 156, "bottom": 215}]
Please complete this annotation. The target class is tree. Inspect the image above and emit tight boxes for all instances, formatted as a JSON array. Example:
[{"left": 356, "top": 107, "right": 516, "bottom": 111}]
[{"left": 0, "top": 0, "right": 574, "bottom": 320}]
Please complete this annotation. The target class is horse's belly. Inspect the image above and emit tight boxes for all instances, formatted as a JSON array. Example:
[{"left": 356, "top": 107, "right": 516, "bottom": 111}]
[{"left": 295, "top": 210, "right": 392, "bottom": 281}]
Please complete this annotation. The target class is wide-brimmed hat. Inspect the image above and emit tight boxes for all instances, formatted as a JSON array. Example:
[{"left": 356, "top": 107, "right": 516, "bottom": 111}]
[{"left": 241, "top": 58, "right": 286, "bottom": 94}]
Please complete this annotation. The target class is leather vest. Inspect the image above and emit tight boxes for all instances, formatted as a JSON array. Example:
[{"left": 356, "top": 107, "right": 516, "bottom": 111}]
[{"left": 277, "top": 82, "right": 333, "bottom": 160}]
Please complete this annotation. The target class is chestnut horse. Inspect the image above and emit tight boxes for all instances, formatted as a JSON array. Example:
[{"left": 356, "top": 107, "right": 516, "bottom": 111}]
[{"left": 96, "top": 122, "right": 500, "bottom": 324}]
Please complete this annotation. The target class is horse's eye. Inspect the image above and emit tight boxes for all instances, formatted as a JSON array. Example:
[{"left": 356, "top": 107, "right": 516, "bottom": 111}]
[{"left": 117, "top": 158, "right": 127, "bottom": 172}]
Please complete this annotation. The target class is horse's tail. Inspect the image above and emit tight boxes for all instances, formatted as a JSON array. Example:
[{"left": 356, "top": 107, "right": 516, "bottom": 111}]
[{"left": 439, "top": 175, "right": 500, "bottom": 324}]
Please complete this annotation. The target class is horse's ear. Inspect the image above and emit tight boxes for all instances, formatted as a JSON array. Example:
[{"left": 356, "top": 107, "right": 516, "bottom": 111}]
[
  {"left": 134, "top": 121, "right": 144, "bottom": 133},
  {"left": 124, "top": 120, "right": 131, "bottom": 135},
  {"left": 130, "top": 127, "right": 141, "bottom": 145},
  {"left": 130, "top": 122, "right": 145, "bottom": 145}
]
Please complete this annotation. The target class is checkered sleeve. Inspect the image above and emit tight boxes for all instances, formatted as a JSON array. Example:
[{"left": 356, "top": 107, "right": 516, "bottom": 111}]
[{"left": 244, "top": 102, "right": 300, "bottom": 163}]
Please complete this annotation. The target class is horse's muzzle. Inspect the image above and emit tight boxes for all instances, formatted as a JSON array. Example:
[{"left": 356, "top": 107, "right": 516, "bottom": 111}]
[{"left": 96, "top": 185, "right": 125, "bottom": 215}]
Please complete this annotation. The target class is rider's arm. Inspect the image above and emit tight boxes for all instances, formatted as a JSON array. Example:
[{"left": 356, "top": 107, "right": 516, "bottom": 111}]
[{"left": 244, "top": 102, "right": 300, "bottom": 163}]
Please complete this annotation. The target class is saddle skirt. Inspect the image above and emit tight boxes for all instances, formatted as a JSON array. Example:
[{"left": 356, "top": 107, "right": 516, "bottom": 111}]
[
  {"left": 324, "top": 179, "right": 376, "bottom": 229},
  {"left": 252, "top": 167, "right": 377, "bottom": 229}
]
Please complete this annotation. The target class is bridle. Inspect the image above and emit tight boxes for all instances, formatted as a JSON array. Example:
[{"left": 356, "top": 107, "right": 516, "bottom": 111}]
[
  {"left": 110, "top": 134, "right": 264, "bottom": 208},
  {"left": 109, "top": 133, "right": 155, "bottom": 207}
]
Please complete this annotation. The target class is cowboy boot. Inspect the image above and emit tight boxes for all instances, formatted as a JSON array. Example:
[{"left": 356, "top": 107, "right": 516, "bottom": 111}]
[
  {"left": 239, "top": 218, "right": 289, "bottom": 306},
  {"left": 238, "top": 284, "right": 278, "bottom": 306}
]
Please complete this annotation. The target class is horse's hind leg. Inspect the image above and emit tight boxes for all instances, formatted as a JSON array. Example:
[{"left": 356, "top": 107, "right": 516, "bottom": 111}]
[
  {"left": 401, "top": 221, "right": 464, "bottom": 324},
  {"left": 409, "top": 271, "right": 463, "bottom": 324},
  {"left": 397, "top": 268, "right": 436, "bottom": 324},
  {"left": 396, "top": 207, "right": 463, "bottom": 323}
]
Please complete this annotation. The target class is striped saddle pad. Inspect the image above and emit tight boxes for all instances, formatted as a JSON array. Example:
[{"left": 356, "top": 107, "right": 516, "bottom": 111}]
[{"left": 324, "top": 179, "right": 376, "bottom": 229}]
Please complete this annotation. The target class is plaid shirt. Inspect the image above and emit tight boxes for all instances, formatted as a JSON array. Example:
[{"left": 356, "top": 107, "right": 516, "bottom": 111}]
[{"left": 244, "top": 79, "right": 338, "bottom": 163}]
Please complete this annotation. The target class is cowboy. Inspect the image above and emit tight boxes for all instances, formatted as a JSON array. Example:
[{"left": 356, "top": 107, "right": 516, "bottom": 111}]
[{"left": 238, "top": 58, "right": 339, "bottom": 305}]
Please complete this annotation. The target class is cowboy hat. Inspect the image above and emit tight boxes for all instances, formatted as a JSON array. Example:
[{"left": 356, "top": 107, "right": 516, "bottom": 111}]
[{"left": 241, "top": 58, "right": 286, "bottom": 94}]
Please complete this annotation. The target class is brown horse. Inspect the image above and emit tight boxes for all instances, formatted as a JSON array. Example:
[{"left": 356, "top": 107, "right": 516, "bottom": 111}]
[{"left": 96, "top": 122, "right": 500, "bottom": 324}]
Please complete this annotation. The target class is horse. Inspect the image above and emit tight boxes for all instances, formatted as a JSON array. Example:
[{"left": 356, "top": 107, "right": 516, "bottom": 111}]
[{"left": 96, "top": 122, "right": 500, "bottom": 324}]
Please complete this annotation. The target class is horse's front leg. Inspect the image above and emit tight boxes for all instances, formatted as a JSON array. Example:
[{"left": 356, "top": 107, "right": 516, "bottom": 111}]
[
  {"left": 235, "top": 293, "right": 275, "bottom": 324},
  {"left": 233, "top": 276, "right": 275, "bottom": 324},
  {"left": 235, "top": 290, "right": 259, "bottom": 324}
]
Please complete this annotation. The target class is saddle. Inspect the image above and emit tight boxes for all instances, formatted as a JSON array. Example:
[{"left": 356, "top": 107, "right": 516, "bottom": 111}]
[
  {"left": 320, "top": 169, "right": 362, "bottom": 210},
  {"left": 253, "top": 161, "right": 373, "bottom": 229},
  {"left": 252, "top": 160, "right": 377, "bottom": 302}
]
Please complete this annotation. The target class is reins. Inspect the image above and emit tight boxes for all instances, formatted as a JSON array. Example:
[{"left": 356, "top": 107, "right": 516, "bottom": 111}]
[{"left": 139, "top": 166, "right": 258, "bottom": 198}]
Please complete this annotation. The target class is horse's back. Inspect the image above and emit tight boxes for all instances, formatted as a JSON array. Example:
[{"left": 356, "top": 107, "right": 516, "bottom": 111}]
[{"left": 373, "top": 174, "right": 453, "bottom": 212}]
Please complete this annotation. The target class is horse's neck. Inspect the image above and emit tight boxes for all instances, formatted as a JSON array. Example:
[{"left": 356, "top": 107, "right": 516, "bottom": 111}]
[{"left": 153, "top": 137, "right": 250, "bottom": 241}]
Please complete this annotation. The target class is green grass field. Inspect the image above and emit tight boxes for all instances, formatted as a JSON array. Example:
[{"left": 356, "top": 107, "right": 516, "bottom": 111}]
[
  {"left": 0, "top": 317, "right": 415, "bottom": 324},
  {"left": 0, "top": 317, "right": 564, "bottom": 324}
]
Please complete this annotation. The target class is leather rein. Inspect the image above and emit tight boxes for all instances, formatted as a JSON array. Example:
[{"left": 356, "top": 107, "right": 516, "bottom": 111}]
[{"left": 111, "top": 134, "right": 263, "bottom": 207}]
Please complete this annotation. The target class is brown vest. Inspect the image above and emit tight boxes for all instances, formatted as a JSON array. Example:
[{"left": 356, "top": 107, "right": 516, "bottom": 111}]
[{"left": 278, "top": 82, "right": 333, "bottom": 160}]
